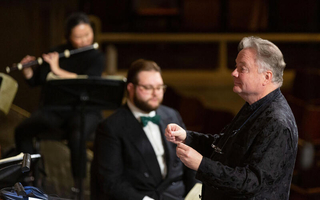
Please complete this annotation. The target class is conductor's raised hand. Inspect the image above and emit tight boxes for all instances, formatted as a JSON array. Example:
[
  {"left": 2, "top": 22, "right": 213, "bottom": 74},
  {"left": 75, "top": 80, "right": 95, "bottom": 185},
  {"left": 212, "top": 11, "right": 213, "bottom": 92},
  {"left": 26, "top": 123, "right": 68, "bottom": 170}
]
[
  {"left": 165, "top": 123, "right": 186, "bottom": 144},
  {"left": 176, "top": 142, "right": 203, "bottom": 171}
]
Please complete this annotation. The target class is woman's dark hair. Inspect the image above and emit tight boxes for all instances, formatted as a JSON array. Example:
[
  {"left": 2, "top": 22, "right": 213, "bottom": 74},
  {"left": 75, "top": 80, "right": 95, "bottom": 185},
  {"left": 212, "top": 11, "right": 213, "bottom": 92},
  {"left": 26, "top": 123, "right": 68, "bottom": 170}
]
[{"left": 65, "top": 12, "right": 91, "bottom": 41}]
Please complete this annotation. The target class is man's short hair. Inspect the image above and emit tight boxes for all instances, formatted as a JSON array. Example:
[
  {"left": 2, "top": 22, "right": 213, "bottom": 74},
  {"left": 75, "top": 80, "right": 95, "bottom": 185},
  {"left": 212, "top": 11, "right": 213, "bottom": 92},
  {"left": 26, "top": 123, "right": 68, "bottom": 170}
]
[
  {"left": 126, "top": 59, "right": 161, "bottom": 85},
  {"left": 238, "top": 36, "right": 286, "bottom": 87}
]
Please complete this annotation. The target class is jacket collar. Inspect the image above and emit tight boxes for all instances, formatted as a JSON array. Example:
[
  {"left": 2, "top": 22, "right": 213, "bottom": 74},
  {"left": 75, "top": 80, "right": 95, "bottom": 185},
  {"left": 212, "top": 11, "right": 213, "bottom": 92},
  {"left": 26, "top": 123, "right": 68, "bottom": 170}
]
[{"left": 123, "top": 104, "right": 176, "bottom": 182}]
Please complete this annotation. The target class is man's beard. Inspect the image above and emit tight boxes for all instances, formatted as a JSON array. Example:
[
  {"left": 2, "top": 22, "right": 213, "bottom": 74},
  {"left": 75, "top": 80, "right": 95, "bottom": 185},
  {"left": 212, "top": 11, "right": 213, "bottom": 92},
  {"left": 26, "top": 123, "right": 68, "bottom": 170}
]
[{"left": 133, "top": 95, "right": 162, "bottom": 113}]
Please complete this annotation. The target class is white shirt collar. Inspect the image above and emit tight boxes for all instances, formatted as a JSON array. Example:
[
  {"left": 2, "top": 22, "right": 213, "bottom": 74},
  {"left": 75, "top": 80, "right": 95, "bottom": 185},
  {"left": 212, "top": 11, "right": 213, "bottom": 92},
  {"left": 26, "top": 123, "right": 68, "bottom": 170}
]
[{"left": 127, "top": 99, "right": 156, "bottom": 122}]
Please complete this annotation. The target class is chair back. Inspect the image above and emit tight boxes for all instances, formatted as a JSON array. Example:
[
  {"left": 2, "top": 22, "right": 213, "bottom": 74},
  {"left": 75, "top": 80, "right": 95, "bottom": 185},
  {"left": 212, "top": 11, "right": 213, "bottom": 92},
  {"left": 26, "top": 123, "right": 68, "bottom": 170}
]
[{"left": 0, "top": 73, "right": 18, "bottom": 115}]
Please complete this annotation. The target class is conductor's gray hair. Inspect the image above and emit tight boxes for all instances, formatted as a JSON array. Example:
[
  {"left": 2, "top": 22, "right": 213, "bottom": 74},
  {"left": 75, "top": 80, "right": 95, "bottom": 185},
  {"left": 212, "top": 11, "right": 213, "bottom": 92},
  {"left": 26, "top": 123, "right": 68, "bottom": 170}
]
[{"left": 238, "top": 36, "right": 286, "bottom": 87}]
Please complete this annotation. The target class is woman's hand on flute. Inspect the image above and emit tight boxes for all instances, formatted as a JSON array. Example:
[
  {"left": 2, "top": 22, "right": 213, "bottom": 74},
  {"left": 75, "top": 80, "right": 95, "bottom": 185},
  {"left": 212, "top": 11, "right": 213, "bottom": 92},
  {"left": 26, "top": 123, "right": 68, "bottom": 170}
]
[
  {"left": 43, "top": 51, "right": 77, "bottom": 79},
  {"left": 43, "top": 52, "right": 60, "bottom": 73},
  {"left": 21, "top": 55, "right": 35, "bottom": 79}
]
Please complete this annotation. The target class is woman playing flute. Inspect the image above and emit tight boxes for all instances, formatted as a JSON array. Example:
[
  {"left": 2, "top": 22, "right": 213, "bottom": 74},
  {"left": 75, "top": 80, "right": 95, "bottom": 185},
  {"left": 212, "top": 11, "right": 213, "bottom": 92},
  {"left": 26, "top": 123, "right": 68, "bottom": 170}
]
[{"left": 14, "top": 12, "right": 105, "bottom": 199}]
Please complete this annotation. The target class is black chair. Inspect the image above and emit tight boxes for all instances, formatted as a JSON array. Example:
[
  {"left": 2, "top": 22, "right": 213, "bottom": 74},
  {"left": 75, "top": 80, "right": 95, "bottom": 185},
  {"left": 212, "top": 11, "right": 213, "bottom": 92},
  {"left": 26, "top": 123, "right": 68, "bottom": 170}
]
[{"left": 0, "top": 153, "right": 41, "bottom": 189}]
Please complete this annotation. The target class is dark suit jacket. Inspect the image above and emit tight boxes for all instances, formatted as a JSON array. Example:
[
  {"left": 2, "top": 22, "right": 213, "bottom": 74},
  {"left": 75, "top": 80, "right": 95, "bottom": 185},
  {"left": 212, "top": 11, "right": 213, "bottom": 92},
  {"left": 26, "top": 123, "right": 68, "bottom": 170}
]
[{"left": 91, "top": 104, "right": 197, "bottom": 200}]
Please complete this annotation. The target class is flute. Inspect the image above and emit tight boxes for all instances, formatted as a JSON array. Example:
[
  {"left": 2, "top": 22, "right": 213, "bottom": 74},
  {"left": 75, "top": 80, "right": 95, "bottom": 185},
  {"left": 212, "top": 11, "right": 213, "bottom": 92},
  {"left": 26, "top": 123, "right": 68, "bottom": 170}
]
[{"left": 6, "top": 42, "right": 99, "bottom": 73}]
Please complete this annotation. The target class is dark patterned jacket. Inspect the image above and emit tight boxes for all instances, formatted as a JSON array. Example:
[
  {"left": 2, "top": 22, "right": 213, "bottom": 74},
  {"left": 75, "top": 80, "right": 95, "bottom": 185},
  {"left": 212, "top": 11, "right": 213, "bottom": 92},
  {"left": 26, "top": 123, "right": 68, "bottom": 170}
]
[{"left": 186, "top": 88, "right": 298, "bottom": 200}]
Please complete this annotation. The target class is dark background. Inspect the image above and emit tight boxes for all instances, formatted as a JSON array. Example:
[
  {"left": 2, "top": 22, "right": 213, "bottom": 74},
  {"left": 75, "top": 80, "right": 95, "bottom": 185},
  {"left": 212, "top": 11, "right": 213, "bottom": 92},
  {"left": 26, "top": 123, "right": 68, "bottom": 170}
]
[{"left": 1, "top": 0, "right": 320, "bottom": 112}]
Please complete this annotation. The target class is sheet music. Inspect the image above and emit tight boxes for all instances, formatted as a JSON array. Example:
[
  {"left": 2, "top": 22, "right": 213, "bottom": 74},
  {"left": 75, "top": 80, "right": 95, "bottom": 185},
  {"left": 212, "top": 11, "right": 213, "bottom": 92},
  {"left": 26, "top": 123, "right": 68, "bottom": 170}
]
[{"left": 46, "top": 71, "right": 88, "bottom": 81}]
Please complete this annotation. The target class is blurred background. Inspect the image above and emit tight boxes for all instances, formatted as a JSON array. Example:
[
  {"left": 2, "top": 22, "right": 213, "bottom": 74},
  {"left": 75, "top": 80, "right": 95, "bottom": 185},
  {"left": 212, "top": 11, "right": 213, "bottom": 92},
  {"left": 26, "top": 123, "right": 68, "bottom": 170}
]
[{"left": 1, "top": 0, "right": 320, "bottom": 199}]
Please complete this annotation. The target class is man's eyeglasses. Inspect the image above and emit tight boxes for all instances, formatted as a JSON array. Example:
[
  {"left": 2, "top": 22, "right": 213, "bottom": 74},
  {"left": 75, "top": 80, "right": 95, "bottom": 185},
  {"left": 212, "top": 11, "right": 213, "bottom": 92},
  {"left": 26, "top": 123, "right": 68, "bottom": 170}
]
[{"left": 135, "top": 84, "right": 167, "bottom": 94}]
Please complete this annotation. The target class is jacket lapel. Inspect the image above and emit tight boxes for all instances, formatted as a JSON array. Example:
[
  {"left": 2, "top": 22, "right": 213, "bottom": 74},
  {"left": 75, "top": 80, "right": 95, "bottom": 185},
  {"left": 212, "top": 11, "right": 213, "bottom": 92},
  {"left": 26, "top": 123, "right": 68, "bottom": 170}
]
[
  {"left": 123, "top": 105, "right": 163, "bottom": 183},
  {"left": 157, "top": 107, "right": 177, "bottom": 179}
]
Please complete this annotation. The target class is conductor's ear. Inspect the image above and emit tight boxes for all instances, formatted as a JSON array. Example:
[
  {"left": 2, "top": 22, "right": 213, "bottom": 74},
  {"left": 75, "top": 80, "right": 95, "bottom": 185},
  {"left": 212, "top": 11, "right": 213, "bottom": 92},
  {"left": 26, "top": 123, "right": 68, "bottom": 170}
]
[{"left": 263, "top": 70, "right": 273, "bottom": 86}]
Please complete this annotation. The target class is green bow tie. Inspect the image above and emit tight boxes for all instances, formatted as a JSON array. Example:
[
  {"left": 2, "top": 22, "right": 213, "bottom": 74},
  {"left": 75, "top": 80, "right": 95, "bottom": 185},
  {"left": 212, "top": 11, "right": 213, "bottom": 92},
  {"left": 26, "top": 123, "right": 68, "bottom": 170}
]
[{"left": 140, "top": 115, "right": 161, "bottom": 127}]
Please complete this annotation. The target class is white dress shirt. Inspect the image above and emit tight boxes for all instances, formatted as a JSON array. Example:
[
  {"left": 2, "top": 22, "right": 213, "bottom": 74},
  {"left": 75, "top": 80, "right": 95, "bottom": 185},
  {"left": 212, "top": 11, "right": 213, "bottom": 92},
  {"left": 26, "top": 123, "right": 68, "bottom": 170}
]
[{"left": 127, "top": 100, "right": 167, "bottom": 179}]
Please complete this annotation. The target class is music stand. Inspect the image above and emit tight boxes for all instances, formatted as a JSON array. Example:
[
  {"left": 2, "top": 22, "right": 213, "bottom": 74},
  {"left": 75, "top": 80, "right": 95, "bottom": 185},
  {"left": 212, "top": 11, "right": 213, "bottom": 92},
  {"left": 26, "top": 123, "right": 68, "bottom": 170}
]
[
  {"left": 41, "top": 76, "right": 126, "bottom": 199},
  {"left": 42, "top": 76, "right": 126, "bottom": 111}
]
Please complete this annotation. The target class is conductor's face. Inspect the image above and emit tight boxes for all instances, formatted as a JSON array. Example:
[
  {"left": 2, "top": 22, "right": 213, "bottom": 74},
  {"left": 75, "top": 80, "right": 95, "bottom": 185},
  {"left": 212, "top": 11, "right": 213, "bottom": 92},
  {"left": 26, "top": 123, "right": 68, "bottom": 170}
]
[
  {"left": 69, "top": 23, "right": 94, "bottom": 49},
  {"left": 129, "top": 71, "right": 165, "bottom": 113},
  {"left": 232, "top": 48, "right": 266, "bottom": 104}
]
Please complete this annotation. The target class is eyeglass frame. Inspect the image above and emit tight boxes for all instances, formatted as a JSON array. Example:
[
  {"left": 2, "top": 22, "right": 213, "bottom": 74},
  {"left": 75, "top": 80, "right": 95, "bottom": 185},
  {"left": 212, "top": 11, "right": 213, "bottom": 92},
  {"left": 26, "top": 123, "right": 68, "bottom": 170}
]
[{"left": 134, "top": 84, "right": 167, "bottom": 94}]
